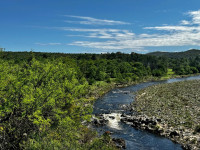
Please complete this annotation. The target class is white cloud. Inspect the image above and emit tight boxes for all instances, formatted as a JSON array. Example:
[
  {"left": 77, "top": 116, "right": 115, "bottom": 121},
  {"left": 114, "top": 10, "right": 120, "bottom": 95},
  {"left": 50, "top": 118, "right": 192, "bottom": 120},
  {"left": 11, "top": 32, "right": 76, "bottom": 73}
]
[
  {"left": 180, "top": 20, "right": 191, "bottom": 25},
  {"left": 188, "top": 10, "right": 200, "bottom": 25},
  {"left": 61, "top": 28, "right": 120, "bottom": 32},
  {"left": 64, "top": 15, "right": 130, "bottom": 25},
  {"left": 35, "top": 43, "right": 62, "bottom": 46},
  {"left": 63, "top": 28, "right": 135, "bottom": 40},
  {"left": 69, "top": 40, "right": 144, "bottom": 51},
  {"left": 51, "top": 10, "right": 200, "bottom": 52},
  {"left": 144, "top": 25, "right": 200, "bottom": 32}
]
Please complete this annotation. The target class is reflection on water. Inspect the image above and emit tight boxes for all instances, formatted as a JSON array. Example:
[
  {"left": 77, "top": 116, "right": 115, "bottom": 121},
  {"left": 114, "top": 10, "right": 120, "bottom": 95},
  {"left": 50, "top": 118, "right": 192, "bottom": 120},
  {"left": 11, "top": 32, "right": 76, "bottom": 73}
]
[{"left": 92, "top": 75, "right": 200, "bottom": 150}]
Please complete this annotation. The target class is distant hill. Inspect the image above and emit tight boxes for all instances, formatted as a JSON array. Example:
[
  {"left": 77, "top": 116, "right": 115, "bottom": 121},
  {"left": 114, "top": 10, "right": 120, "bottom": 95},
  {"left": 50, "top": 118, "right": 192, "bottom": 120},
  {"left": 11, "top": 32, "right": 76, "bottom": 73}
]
[{"left": 146, "top": 49, "right": 200, "bottom": 58}]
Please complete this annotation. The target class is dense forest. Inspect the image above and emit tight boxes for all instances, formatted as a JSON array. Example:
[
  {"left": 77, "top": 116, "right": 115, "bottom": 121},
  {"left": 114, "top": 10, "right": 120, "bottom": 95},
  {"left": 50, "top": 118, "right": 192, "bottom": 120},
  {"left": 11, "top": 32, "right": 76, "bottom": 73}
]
[
  {"left": 0, "top": 50, "right": 200, "bottom": 149},
  {"left": 147, "top": 49, "right": 200, "bottom": 59}
]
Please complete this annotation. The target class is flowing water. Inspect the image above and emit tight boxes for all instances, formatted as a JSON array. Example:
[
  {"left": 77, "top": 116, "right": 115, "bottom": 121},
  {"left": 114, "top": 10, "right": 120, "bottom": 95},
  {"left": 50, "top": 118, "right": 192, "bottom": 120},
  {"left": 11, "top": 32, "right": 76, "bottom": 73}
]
[{"left": 92, "top": 75, "right": 200, "bottom": 150}]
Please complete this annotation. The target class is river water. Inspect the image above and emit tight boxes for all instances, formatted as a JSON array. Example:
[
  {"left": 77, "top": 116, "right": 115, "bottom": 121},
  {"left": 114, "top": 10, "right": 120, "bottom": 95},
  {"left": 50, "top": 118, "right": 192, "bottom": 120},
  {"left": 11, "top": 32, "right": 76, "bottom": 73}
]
[{"left": 92, "top": 75, "right": 200, "bottom": 150}]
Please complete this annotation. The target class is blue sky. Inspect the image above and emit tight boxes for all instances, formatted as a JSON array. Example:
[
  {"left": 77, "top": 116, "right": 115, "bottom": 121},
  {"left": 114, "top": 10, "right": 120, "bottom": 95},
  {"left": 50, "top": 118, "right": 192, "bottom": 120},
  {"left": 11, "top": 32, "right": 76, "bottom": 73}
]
[{"left": 1, "top": 0, "right": 200, "bottom": 54}]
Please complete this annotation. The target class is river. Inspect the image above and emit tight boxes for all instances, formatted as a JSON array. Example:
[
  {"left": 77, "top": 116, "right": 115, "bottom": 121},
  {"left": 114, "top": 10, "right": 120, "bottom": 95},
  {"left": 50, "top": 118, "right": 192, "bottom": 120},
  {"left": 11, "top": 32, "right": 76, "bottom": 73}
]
[{"left": 92, "top": 75, "right": 200, "bottom": 150}]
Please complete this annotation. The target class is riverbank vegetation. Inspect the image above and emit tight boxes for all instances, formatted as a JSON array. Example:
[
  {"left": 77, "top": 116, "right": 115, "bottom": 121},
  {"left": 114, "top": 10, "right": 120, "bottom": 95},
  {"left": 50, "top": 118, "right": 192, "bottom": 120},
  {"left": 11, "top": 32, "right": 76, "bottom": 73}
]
[
  {"left": 0, "top": 50, "right": 200, "bottom": 149},
  {"left": 134, "top": 80, "right": 200, "bottom": 149}
]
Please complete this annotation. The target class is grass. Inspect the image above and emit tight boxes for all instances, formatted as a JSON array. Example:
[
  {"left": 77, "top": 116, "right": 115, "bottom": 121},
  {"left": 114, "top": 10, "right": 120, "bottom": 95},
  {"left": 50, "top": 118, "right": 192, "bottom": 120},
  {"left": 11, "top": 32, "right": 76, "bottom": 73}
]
[{"left": 161, "top": 68, "right": 175, "bottom": 80}]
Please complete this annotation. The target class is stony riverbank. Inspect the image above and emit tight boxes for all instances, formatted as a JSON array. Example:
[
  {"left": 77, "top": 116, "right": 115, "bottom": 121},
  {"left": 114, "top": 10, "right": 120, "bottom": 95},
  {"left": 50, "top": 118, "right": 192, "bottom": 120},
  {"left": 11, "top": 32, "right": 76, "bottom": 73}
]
[
  {"left": 121, "top": 113, "right": 200, "bottom": 150},
  {"left": 89, "top": 74, "right": 200, "bottom": 102},
  {"left": 130, "top": 79, "right": 200, "bottom": 150}
]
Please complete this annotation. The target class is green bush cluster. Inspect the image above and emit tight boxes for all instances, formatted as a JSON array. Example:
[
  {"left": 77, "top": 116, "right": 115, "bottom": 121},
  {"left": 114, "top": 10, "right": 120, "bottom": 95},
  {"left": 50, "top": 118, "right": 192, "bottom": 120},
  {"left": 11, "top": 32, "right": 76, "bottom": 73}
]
[{"left": 0, "top": 58, "right": 92, "bottom": 149}]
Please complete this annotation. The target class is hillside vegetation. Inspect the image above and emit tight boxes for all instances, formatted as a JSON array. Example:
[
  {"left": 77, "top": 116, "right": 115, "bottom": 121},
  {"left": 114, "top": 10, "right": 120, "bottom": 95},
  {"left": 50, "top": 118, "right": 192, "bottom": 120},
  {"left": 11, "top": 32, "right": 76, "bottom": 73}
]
[
  {"left": 0, "top": 55, "right": 117, "bottom": 150},
  {"left": 147, "top": 49, "right": 200, "bottom": 59}
]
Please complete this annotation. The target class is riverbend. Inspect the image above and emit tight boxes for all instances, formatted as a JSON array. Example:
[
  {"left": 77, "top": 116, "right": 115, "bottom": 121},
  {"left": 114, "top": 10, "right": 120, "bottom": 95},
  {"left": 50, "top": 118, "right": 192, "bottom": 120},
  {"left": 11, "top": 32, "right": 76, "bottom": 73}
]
[{"left": 92, "top": 75, "right": 200, "bottom": 150}]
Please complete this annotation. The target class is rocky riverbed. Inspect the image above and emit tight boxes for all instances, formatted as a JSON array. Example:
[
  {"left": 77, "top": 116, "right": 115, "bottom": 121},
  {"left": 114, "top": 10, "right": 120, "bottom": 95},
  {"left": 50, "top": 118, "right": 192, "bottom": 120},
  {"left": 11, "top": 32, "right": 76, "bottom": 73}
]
[
  {"left": 130, "top": 80, "right": 200, "bottom": 150},
  {"left": 121, "top": 113, "right": 200, "bottom": 150},
  {"left": 91, "top": 114, "right": 126, "bottom": 149},
  {"left": 92, "top": 112, "right": 200, "bottom": 149}
]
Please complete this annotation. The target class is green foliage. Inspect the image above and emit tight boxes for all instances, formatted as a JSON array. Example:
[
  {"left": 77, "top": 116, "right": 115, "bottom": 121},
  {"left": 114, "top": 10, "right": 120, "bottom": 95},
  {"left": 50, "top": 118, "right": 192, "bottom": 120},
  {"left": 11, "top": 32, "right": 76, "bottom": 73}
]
[
  {"left": 147, "top": 49, "right": 200, "bottom": 59},
  {"left": 161, "top": 69, "right": 175, "bottom": 80},
  {"left": 152, "top": 69, "right": 163, "bottom": 77},
  {"left": 0, "top": 58, "right": 92, "bottom": 149},
  {"left": 87, "top": 133, "right": 118, "bottom": 150}
]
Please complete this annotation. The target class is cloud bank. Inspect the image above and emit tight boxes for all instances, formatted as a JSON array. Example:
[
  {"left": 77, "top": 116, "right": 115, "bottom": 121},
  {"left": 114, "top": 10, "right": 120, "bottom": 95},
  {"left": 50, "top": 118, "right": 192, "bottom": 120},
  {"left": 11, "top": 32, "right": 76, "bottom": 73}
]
[
  {"left": 63, "top": 10, "right": 200, "bottom": 51},
  {"left": 40, "top": 10, "right": 200, "bottom": 52}
]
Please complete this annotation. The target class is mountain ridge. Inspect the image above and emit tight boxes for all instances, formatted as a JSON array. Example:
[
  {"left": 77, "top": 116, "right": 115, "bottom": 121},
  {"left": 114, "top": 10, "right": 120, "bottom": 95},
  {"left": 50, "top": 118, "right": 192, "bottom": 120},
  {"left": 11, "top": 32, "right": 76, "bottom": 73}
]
[{"left": 146, "top": 49, "right": 200, "bottom": 58}]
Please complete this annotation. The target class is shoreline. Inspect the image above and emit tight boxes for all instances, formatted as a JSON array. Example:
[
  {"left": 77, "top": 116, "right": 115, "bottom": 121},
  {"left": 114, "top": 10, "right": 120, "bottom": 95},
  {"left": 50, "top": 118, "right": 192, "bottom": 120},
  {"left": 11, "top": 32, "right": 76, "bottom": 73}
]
[
  {"left": 121, "top": 113, "right": 199, "bottom": 150},
  {"left": 128, "top": 79, "right": 200, "bottom": 150}
]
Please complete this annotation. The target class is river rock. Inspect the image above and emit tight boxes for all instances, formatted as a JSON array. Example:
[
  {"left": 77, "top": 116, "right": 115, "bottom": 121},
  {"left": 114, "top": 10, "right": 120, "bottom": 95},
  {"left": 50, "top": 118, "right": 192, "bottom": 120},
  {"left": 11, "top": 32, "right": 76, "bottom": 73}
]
[
  {"left": 169, "top": 130, "right": 180, "bottom": 137},
  {"left": 121, "top": 113, "right": 128, "bottom": 118},
  {"left": 112, "top": 138, "right": 126, "bottom": 149},
  {"left": 109, "top": 116, "right": 115, "bottom": 119},
  {"left": 92, "top": 116, "right": 108, "bottom": 126}
]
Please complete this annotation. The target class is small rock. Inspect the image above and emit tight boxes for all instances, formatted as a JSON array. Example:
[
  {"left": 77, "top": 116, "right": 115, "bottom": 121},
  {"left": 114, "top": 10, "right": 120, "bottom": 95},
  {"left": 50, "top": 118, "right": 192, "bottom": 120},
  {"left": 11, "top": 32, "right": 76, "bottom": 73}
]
[
  {"left": 109, "top": 116, "right": 115, "bottom": 119},
  {"left": 112, "top": 138, "right": 126, "bottom": 149},
  {"left": 169, "top": 131, "right": 180, "bottom": 137}
]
